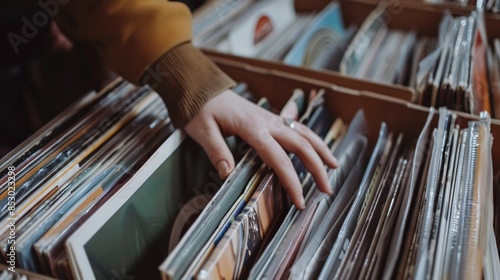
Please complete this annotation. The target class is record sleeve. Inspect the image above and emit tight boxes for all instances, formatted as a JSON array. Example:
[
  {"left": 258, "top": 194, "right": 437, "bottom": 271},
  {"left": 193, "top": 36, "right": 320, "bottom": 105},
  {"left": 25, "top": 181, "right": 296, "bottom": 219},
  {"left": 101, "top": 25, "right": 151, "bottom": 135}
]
[
  {"left": 284, "top": 2, "right": 345, "bottom": 66},
  {"left": 368, "top": 156, "right": 411, "bottom": 280},
  {"left": 430, "top": 125, "right": 458, "bottom": 280},
  {"left": 414, "top": 108, "right": 453, "bottom": 279},
  {"left": 34, "top": 117, "right": 173, "bottom": 276},
  {"left": 382, "top": 108, "right": 435, "bottom": 279},
  {"left": 426, "top": 113, "right": 457, "bottom": 280},
  {"left": 223, "top": 0, "right": 296, "bottom": 58},
  {"left": 197, "top": 170, "right": 285, "bottom": 280},
  {"left": 442, "top": 129, "right": 468, "bottom": 279},
  {"left": 340, "top": 4, "right": 386, "bottom": 76},
  {"left": 289, "top": 151, "right": 366, "bottom": 280},
  {"left": 470, "top": 14, "right": 491, "bottom": 115},
  {"left": 318, "top": 122, "right": 389, "bottom": 279},
  {"left": 178, "top": 164, "right": 268, "bottom": 280},
  {"left": 337, "top": 133, "right": 402, "bottom": 280},
  {"left": 66, "top": 131, "right": 216, "bottom": 280}
]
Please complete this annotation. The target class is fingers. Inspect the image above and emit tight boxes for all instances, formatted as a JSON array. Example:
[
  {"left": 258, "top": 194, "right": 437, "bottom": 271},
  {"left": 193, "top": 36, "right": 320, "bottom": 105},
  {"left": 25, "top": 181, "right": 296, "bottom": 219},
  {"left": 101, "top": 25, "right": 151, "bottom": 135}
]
[
  {"left": 272, "top": 127, "right": 333, "bottom": 195},
  {"left": 241, "top": 129, "right": 306, "bottom": 209},
  {"left": 185, "top": 116, "right": 235, "bottom": 179},
  {"left": 185, "top": 91, "right": 339, "bottom": 211},
  {"left": 294, "top": 123, "right": 339, "bottom": 168}
]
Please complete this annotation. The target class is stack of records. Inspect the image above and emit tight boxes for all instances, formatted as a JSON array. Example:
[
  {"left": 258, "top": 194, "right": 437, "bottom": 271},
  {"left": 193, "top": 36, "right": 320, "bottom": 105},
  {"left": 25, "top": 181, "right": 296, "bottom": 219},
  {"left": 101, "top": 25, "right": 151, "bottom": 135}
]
[
  {"left": 0, "top": 81, "right": 177, "bottom": 279},
  {"left": 193, "top": 0, "right": 316, "bottom": 60},
  {"left": 2, "top": 78, "right": 496, "bottom": 279},
  {"left": 295, "top": 3, "right": 499, "bottom": 118},
  {"left": 194, "top": 0, "right": 500, "bottom": 119},
  {"left": 247, "top": 107, "right": 499, "bottom": 280},
  {"left": 416, "top": 12, "right": 499, "bottom": 118}
]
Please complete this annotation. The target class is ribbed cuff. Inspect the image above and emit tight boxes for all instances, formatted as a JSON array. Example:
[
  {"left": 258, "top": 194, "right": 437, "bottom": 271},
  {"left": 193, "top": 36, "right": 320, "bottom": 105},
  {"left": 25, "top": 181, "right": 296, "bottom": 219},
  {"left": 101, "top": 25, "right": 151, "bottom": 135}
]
[{"left": 140, "top": 42, "right": 236, "bottom": 127}]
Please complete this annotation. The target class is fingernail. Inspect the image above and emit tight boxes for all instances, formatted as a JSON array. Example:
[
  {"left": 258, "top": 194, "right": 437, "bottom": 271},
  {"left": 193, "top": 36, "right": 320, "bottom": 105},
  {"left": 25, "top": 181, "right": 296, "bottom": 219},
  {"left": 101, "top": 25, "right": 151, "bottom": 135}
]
[
  {"left": 326, "top": 185, "right": 334, "bottom": 195},
  {"left": 330, "top": 156, "right": 340, "bottom": 168},
  {"left": 217, "top": 160, "right": 230, "bottom": 179},
  {"left": 299, "top": 196, "right": 306, "bottom": 210}
]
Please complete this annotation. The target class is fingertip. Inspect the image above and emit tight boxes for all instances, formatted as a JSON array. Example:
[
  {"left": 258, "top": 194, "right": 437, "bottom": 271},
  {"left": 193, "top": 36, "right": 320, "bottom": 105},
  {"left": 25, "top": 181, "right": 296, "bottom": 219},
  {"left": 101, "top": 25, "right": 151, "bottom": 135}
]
[
  {"left": 317, "top": 178, "right": 334, "bottom": 196},
  {"left": 296, "top": 196, "right": 306, "bottom": 210},
  {"left": 280, "top": 177, "right": 305, "bottom": 210},
  {"left": 325, "top": 185, "right": 334, "bottom": 196},
  {"left": 328, "top": 156, "right": 340, "bottom": 169},
  {"left": 217, "top": 159, "right": 234, "bottom": 179},
  {"left": 285, "top": 183, "right": 306, "bottom": 210}
]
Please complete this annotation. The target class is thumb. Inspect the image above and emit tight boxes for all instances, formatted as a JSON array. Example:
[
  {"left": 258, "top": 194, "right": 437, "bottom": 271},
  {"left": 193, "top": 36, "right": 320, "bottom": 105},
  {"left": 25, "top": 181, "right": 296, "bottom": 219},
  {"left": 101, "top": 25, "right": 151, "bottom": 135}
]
[{"left": 185, "top": 117, "right": 235, "bottom": 179}]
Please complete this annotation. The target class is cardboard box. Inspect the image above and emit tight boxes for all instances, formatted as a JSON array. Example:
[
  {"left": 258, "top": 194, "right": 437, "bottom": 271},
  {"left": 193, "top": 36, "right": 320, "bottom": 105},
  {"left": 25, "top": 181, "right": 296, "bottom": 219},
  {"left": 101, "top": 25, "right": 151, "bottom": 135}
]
[
  {"left": 332, "top": 0, "right": 500, "bottom": 43},
  {"left": 5, "top": 52, "right": 500, "bottom": 279},
  {"left": 213, "top": 53, "right": 500, "bottom": 173},
  {"left": 205, "top": 50, "right": 416, "bottom": 102},
  {"left": 205, "top": 0, "right": 500, "bottom": 108}
]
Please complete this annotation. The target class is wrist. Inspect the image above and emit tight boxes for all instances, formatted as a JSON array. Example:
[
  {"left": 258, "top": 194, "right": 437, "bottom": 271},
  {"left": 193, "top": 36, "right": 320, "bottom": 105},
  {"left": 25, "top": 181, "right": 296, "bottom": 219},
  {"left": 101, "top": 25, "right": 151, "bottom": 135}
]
[{"left": 141, "top": 42, "right": 235, "bottom": 127}]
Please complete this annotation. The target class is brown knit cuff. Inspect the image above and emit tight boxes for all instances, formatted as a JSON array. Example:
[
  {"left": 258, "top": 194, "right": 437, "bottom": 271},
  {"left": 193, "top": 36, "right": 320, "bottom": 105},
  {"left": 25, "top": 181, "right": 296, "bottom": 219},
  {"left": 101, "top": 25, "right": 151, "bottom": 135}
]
[{"left": 140, "top": 42, "right": 236, "bottom": 128}]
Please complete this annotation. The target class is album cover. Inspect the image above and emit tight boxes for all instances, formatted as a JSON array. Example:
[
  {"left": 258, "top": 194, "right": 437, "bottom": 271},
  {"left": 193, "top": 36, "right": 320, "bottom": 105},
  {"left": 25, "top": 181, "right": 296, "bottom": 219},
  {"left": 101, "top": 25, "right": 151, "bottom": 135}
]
[
  {"left": 340, "top": 4, "right": 385, "bottom": 76},
  {"left": 66, "top": 131, "right": 216, "bottom": 280},
  {"left": 284, "top": 2, "right": 345, "bottom": 66},
  {"left": 216, "top": 0, "right": 296, "bottom": 58},
  {"left": 197, "top": 171, "right": 285, "bottom": 280}
]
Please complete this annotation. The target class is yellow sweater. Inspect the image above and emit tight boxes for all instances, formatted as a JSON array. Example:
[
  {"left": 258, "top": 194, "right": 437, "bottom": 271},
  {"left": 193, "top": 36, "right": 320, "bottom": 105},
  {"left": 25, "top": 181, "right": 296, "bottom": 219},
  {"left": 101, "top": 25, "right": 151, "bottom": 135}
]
[{"left": 56, "top": 0, "right": 235, "bottom": 127}]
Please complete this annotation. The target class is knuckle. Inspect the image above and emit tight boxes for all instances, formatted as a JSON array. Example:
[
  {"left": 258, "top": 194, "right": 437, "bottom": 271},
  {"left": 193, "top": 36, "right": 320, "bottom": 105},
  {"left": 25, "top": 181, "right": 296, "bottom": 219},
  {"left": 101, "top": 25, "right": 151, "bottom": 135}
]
[
  {"left": 256, "top": 130, "right": 273, "bottom": 145},
  {"left": 297, "top": 123, "right": 309, "bottom": 133},
  {"left": 240, "top": 115, "right": 262, "bottom": 140},
  {"left": 243, "top": 114, "right": 260, "bottom": 129},
  {"left": 269, "top": 115, "right": 284, "bottom": 131},
  {"left": 299, "top": 123, "right": 314, "bottom": 134}
]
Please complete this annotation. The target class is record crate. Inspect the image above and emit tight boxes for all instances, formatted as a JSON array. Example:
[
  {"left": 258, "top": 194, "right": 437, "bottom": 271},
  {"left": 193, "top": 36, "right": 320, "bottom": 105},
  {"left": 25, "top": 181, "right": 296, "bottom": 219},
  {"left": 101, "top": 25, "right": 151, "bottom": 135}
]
[
  {"left": 201, "top": 0, "right": 500, "bottom": 118},
  {"left": 2, "top": 50, "right": 499, "bottom": 279},
  {"left": 211, "top": 50, "right": 500, "bottom": 173},
  {"left": 293, "top": 0, "right": 500, "bottom": 43}
]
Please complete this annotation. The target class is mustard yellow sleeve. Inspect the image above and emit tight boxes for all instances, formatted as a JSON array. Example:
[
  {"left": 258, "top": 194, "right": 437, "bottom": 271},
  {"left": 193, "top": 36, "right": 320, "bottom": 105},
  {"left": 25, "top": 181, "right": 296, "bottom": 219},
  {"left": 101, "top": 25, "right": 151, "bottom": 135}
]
[{"left": 56, "top": 0, "right": 235, "bottom": 127}]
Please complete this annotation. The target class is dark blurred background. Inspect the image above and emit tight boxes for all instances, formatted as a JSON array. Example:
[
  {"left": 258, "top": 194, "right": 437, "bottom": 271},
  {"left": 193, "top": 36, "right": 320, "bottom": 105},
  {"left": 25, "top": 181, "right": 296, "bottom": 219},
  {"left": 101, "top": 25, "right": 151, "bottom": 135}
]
[{"left": 0, "top": 0, "right": 206, "bottom": 158}]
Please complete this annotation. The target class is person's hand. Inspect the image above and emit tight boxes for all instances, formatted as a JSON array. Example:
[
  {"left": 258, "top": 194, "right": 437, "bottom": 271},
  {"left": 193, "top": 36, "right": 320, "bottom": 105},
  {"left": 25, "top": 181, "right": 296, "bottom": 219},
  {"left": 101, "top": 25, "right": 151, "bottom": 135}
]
[{"left": 184, "top": 90, "right": 339, "bottom": 209}]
